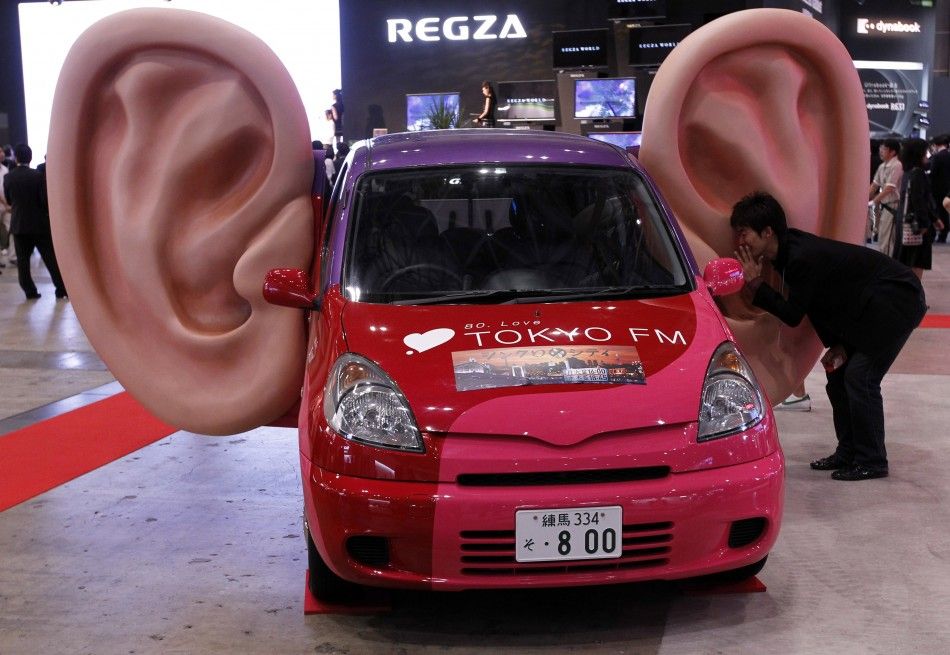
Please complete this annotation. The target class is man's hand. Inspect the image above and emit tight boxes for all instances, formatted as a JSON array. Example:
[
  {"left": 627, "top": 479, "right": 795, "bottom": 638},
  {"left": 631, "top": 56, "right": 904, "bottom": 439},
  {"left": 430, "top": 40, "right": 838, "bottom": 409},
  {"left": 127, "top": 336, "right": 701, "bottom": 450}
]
[
  {"left": 821, "top": 345, "right": 847, "bottom": 372},
  {"left": 734, "top": 245, "right": 763, "bottom": 284}
]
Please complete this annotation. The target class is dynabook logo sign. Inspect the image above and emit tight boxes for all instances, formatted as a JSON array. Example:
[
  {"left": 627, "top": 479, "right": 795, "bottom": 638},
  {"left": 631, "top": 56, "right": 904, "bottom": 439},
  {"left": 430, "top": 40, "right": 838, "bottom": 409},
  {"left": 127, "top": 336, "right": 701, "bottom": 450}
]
[
  {"left": 856, "top": 18, "right": 922, "bottom": 36},
  {"left": 387, "top": 15, "right": 528, "bottom": 43}
]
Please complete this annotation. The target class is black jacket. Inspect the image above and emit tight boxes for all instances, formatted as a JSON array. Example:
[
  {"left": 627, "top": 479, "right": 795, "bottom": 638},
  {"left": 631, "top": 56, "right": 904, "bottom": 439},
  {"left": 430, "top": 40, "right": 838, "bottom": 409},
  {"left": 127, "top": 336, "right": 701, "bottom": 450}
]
[
  {"left": 752, "top": 229, "right": 926, "bottom": 354},
  {"left": 3, "top": 165, "right": 51, "bottom": 236},
  {"left": 929, "top": 149, "right": 950, "bottom": 215}
]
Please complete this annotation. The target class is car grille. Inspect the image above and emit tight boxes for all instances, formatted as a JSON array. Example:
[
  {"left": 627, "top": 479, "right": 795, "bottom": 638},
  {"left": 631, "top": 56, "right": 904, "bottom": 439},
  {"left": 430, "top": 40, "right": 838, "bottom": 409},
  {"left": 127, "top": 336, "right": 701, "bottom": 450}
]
[
  {"left": 456, "top": 466, "right": 670, "bottom": 487},
  {"left": 459, "top": 521, "right": 673, "bottom": 576}
]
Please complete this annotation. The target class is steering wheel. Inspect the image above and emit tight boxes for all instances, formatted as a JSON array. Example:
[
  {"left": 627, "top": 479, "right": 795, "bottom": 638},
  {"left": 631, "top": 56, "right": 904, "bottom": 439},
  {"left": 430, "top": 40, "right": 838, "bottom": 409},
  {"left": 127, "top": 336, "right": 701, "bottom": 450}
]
[{"left": 381, "top": 264, "right": 463, "bottom": 291}]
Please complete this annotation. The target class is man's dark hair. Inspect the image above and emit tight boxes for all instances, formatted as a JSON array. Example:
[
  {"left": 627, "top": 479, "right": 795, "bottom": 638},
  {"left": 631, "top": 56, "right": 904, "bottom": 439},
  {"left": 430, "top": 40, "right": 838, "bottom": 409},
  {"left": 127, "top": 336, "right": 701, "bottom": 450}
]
[
  {"left": 882, "top": 138, "right": 901, "bottom": 154},
  {"left": 311, "top": 140, "right": 323, "bottom": 150},
  {"left": 13, "top": 143, "right": 32, "bottom": 164},
  {"left": 931, "top": 133, "right": 950, "bottom": 148},
  {"left": 899, "top": 138, "right": 928, "bottom": 171},
  {"left": 729, "top": 191, "right": 788, "bottom": 241}
]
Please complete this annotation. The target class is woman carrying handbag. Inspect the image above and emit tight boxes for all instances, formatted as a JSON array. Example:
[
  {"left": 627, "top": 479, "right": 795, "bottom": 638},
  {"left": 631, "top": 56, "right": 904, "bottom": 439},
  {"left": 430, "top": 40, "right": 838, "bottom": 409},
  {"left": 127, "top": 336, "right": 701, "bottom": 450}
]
[{"left": 896, "top": 138, "right": 943, "bottom": 279}]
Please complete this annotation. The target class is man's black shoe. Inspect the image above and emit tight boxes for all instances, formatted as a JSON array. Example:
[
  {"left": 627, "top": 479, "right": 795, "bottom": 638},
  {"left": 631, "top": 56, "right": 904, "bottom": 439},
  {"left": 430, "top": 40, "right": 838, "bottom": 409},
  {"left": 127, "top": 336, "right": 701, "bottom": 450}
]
[
  {"left": 831, "top": 464, "right": 888, "bottom": 481},
  {"left": 809, "top": 454, "right": 850, "bottom": 470},
  {"left": 25, "top": 292, "right": 41, "bottom": 300},
  {"left": 55, "top": 290, "right": 68, "bottom": 299}
]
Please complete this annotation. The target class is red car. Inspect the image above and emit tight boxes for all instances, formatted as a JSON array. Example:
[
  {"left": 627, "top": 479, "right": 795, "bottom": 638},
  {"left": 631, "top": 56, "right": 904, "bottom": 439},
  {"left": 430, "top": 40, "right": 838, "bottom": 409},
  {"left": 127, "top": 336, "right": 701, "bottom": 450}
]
[{"left": 264, "top": 129, "right": 784, "bottom": 601}]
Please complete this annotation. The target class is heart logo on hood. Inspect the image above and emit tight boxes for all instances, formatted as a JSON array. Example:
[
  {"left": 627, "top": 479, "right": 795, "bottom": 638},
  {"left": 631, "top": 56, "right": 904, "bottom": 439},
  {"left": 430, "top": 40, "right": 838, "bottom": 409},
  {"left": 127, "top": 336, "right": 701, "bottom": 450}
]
[{"left": 404, "top": 328, "right": 455, "bottom": 353}]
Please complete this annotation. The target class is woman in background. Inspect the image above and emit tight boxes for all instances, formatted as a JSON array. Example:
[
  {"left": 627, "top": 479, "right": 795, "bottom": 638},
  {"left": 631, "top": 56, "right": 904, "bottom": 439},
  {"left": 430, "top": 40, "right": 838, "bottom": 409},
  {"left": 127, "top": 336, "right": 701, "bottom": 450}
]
[
  {"left": 328, "top": 89, "right": 344, "bottom": 146},
  {"left": 473, "top": 81, "right": 496, "bottom": 128},
  {"left": 896, "top": 138, "right": 942, "bottom": 279}
]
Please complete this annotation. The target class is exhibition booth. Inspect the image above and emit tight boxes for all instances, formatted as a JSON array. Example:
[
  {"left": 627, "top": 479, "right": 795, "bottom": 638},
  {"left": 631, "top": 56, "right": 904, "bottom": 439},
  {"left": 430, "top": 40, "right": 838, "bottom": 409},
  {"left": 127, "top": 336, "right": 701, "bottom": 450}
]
[
  {"left": 337, "top": 0, "right": 942, "bottom": 142},
  {"left": 1, "top": 1, "right": 949, "bottom": 653},
  {"left": 0, "top": 0, "right": 943, "bottom": 151}
]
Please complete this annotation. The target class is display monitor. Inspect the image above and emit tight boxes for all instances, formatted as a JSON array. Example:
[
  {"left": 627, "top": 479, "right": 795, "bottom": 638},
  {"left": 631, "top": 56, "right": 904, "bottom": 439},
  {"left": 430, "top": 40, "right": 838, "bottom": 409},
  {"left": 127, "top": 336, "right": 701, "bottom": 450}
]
[
  {"left": 628, "top": 23, "right": 692, "bottom": 67},
  {"left": 588, "top": 132, "right": 642, "bottom": 149},
  {"left": 574, "top": 78, "right": 637, "bottom": 119},
  {"left": 495, "top": 80, "right": 557, "bottom": 121},
  {"left": 406, "top": 93, "right": 460, "bottom": 131},
  {"left": 609, "top": 0, "right": 668, "bottom": 20},
  {"left": 552, "top": 29, "right": 610, "bottom": 69}
]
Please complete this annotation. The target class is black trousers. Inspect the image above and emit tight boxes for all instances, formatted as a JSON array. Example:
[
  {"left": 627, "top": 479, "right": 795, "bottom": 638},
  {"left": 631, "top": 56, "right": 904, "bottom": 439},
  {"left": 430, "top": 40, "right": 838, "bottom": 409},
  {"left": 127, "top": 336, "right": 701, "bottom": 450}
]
[
  {"left": 13, "top": 233, "right": 67, "bottom": 297},
  {"left": 825, "top": 308, "right": 924, "bottom": 469}
]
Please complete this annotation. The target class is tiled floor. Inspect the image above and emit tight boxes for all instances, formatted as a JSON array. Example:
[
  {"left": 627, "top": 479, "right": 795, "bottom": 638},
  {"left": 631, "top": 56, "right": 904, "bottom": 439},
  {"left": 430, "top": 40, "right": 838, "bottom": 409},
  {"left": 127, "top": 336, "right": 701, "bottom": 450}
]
[
  {"left": 0, "top": 255, "right": 116, "bottom": 431},
  {"left": 1, "top": 245, "right": 949, "bottom": 654}
]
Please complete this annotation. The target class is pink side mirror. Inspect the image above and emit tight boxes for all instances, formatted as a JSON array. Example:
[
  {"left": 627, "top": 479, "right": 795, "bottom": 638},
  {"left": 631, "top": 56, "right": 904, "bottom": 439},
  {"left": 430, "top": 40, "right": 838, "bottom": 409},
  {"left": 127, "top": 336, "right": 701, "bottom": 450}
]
[
  {"left": 703, "top": 258, "right": 744, "bottom": 297},
  {"left": 263, "top": 268, "right": 317, "bottom": 309}
]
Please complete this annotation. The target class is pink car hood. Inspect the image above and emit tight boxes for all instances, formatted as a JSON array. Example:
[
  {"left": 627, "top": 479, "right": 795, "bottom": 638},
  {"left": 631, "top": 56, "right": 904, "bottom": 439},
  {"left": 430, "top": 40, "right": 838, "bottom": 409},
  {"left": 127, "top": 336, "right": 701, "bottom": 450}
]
[{"left": 341, "top": 288, "right": 731, "bottom": 446}]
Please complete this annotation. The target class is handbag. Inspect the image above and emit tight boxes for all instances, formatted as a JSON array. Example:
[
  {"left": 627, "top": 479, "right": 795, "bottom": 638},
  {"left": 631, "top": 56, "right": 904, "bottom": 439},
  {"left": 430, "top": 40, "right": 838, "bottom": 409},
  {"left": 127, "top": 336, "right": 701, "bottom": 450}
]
[
  {"left": 902, "top": 215, "right": 923, "bottom": 247},
  {"left": 900, "top": 173, "right": 924, "bottom": 247}
]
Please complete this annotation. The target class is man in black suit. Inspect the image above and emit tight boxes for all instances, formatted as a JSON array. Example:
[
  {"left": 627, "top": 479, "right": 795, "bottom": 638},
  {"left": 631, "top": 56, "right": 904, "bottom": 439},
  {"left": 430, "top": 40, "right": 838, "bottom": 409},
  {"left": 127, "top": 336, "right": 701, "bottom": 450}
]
[
  {"left": 732, "top": 192, "right": 926, "bottom": 481},
  {"left": 2, "top": 144, "right": 67, "bottom": 300},
  {"left": 930, "top": 134, "right": 950, "bottom": 243}
]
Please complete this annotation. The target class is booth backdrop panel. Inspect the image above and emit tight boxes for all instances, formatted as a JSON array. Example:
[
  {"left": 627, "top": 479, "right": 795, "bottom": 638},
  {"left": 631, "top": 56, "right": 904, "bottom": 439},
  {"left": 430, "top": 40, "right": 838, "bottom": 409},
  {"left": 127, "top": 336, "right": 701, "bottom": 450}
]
[{"left": 339, "top": 1, "right": 610, "bottom": 140}]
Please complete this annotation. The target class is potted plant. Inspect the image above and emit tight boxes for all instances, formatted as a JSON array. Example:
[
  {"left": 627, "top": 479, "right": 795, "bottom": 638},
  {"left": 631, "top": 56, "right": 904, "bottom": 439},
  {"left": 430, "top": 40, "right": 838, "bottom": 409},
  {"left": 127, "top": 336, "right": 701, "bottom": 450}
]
[{"left": 425, "top": 97, "right": 460, "bottom": 129}]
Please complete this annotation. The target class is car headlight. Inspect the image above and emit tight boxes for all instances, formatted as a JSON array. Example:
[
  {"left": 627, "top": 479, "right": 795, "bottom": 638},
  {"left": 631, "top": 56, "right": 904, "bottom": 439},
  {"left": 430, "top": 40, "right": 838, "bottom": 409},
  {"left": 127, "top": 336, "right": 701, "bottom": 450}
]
[
  {"left": 697, "top": 341, "right": 765, "bottom": 441},
  {"left": 323, "top": 353, "right": 424, "bottom": 452}
]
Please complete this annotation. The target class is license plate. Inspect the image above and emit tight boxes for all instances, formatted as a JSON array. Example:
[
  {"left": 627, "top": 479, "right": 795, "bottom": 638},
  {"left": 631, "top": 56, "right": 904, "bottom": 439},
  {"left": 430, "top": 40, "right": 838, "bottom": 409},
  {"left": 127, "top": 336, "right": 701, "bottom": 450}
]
[{"left": 515, "top": 506, "right": 622, "bottom": 562}]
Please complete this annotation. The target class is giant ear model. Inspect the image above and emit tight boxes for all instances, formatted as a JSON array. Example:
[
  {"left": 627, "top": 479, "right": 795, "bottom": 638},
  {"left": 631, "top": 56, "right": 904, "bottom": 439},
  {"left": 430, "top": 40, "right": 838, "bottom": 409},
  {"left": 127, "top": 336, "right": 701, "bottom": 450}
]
[
  {"left": 639, "top": 9, "right": 869, "bottom": 405},
  {"left": 47, "top": 9, "right": 315, "bottom": 435}
]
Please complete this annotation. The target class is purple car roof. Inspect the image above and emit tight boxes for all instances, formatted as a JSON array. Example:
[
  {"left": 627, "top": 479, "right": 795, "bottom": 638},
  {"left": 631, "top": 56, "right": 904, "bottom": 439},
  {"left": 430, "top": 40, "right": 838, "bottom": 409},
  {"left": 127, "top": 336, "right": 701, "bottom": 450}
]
[{"left": 363, "top": 128, "right": 637, "bottom": 171}]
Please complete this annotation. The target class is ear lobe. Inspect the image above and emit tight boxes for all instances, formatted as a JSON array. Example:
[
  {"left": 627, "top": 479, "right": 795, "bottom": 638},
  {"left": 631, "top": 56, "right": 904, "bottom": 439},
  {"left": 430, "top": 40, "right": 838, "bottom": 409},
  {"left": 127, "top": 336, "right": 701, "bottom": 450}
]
[
  {"left": 639, "top": 9, "right": 869, "bottom": 404},
  {"left": 48, "top": 9, "right": 315, "bottom": 434}
]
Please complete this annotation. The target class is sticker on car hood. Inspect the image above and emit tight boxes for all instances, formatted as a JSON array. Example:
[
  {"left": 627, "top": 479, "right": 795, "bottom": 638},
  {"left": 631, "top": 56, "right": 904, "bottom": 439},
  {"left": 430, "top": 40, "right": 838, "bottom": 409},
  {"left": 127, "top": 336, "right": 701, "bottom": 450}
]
[{"left": 452, "top": 344, "right": 645, "bottom": 391}]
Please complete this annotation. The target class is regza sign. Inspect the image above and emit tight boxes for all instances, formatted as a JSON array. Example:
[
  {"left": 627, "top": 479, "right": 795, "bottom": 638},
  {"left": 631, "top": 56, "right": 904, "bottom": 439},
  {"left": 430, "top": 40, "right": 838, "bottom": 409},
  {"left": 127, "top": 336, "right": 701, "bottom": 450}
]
[{"left": 387, "top": 15, "right": 528, "bottom": 43}]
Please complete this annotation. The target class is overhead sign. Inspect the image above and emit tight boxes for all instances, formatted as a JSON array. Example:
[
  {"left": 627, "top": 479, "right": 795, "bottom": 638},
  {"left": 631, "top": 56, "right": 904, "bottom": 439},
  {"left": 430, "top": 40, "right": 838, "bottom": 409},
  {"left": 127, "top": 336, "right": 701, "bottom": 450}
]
[
  {"left": 853, "top": 60, "right": 924, "bottom": 137},
  {"left": 856, "top": 18, "right": 922, "bottom": 36},
  {"left": 387, "top": 15, "right": 528, "bottom": 43}
]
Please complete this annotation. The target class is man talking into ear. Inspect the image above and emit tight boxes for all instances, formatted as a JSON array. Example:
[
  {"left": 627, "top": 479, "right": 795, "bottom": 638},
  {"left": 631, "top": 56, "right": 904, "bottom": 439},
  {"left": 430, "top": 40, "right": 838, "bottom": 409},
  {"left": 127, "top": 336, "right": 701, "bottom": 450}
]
[{"left": 731, "top": 192, "right": 926, "bottom": 481}]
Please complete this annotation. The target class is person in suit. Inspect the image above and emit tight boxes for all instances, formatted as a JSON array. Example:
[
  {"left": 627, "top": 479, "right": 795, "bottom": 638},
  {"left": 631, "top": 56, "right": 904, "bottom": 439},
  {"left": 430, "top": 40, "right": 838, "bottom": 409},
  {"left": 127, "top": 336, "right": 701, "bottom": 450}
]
[
  {"left": 2, "top": 144, "right": 67, "bottom": 300},
  {"left": 929, "top": 134, "right": 950, "bottom": 243},
  {"left": 732, "top": 191, "right": 926, "bottom": 481}
]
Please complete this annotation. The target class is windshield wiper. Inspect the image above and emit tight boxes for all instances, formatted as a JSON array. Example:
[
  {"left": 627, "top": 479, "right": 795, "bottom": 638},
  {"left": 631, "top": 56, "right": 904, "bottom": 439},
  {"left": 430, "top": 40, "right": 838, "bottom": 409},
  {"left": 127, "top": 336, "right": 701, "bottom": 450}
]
[
  {"left": 509, "top": 285, "right": 687, "bottom": 304},
  {"left": 390, "top": 285, "right": 686, "bottom": 306},
  {"left": 391, "top": 289, "right": 526, "bottom": 305}
]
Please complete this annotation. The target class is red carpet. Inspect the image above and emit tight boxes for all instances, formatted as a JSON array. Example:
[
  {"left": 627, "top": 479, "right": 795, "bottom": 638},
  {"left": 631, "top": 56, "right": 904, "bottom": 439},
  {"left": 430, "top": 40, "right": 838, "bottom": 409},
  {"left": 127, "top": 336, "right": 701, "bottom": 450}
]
[
  {"left": 921, "top": 313, "right": 950, "bottom": 329},
  {"left": 0, "top": 392, "right": 175, "bottom": 512}
]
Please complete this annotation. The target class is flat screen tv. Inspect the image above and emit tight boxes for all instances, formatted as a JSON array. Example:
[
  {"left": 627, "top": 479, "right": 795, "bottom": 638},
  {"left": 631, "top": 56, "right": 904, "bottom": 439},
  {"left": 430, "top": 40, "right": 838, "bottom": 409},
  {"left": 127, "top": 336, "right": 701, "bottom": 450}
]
[
  {"left": 588, "top": 132, "right": 642, "bottom": 149},
  {"left": 628, "top": 23, "right": 692, "bottom": 67},
  {"left": 552, "top": 29, "right": 609, "bottom": 69},
  {"left": 609, "top": 0, "right": 668, "bottom": 20},
  {"left": 406, "top": 93, "right": 460, "bottom": 131},
  {"left": 574, "top": 78, "right": 637, "bottom": 119},
  {"left": 495, "top": 80, "right": 557, "bottom": 121}
]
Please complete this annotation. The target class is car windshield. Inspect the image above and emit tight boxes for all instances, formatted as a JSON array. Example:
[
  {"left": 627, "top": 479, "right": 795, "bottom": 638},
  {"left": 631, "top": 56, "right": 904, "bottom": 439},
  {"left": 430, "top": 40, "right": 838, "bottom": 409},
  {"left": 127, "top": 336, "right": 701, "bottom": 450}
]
[{"left": 344, "top": 165, "right": 690, "bottom": 304}]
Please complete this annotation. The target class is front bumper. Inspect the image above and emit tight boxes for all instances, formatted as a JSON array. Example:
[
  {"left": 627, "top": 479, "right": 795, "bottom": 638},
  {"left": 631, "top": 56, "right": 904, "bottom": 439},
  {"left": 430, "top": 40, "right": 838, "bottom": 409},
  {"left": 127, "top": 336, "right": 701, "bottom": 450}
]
[{"left": 302, "top": 448, "right": 784, "bottom": 591}]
